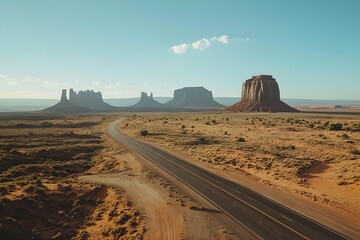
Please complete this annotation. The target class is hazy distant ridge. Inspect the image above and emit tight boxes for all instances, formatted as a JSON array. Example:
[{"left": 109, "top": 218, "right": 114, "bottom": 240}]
[{"left": 1, "top": 98, "right": 360, "bottom": 112}]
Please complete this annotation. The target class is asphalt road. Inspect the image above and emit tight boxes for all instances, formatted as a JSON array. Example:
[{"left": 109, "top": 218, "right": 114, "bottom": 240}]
[{"left": 108, "top": 121, "right": 349, "bottom": 240}]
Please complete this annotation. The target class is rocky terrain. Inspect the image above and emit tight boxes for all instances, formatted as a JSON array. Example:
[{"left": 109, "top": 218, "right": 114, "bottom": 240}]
[
  {"left": 165, "top": 87, "right": 224, "bottom": 108},
  {"left": 226, "top": 75, "right": 299, "bottom": 112}
]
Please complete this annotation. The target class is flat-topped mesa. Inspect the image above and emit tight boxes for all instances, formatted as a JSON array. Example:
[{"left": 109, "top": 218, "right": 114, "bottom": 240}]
[
  {"left": 225, "top": 75, "right": 299, "bottom": 112},
  {"left": 241, "top": 75, "right": 280, "bottom": 101},
  {"left": 165, "top": 87, "right": 224, "bottom": 108}
]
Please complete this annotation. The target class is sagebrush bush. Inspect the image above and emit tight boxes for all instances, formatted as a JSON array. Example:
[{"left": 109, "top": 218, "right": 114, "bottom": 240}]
[
  {"left": 329, "top": 122, "right": 342, "bottom": 131},
  {"left": 237, "top": 137, "right": 246, "bottom": 142},
  {"left": 139, "top": 130, "right": 149, "bottom": 136}
]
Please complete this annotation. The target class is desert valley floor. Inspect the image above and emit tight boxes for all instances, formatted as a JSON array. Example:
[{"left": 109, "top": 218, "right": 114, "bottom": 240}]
[{"left": 0, "top": 112, "right": 359, "bottom": 239}]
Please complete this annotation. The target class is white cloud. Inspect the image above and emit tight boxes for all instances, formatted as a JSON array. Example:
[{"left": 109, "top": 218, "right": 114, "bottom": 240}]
[
  {"left": 211, "top": 35, "right": 229, "bottom": 44},
  {"left": 105, "top": 84, "right": 113, "bottom": 89},
  {"left": 0, "top": 74, "right": 19, "bottom": 86},
  {"left": 192, "top": 38, "right": 212, "bottom": 50},
  {"left": 170, "top": 35, "right": 248, "bottom": 54},
  {"left": 92, "top": 81, "right": 101, "bottom": 86},
  {"left": 74, "top": 80, "right": 80, "bottom": 84},
  {"left": 41, "top": 80, "right": 60, "bottom": 87},
  {"left": 169, "top": 43, "right": 190, "bottom": 54}
]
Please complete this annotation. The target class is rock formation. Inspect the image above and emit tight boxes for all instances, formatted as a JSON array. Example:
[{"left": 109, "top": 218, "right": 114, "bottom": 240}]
[
  {"left": 130, "top": 92, "right": 166, "bottom": 109},
  {"left": 69, "top": 89, "right": 113, "bottom": 110},
  {"left": 44, "top": 89, "right": 93, "bottom": 113},
  {"left": 61, "top": 89, "right": 67, "bottom": 101},
  {"left": 165, "top": 87, "right": 224, "bottom": 108},
  {"left": 225, "top": 75, "right": 299, "bottom": 112}
]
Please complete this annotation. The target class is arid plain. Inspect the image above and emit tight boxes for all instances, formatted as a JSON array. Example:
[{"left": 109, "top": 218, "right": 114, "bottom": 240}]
[{"left": 1, "top": 111, "right": 359, "bottom": 239}]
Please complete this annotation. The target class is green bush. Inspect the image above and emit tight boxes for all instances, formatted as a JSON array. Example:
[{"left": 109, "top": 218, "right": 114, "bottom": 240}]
[
  {"left": 140, "top": 130, "right": 149, "bottom": 136},
  {"left": 329, "top": 123, "right": 343, "bottom": 131}
]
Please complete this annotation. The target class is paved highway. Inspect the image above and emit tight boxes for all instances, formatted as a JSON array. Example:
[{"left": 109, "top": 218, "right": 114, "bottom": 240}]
[{"left": 108, "top": 121, "right": 349, "bottom": 240}]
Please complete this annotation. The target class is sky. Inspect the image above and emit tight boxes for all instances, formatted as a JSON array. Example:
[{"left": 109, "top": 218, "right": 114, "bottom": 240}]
[{"left": 0, "top": 0, "right": 359, "bottom": 99}]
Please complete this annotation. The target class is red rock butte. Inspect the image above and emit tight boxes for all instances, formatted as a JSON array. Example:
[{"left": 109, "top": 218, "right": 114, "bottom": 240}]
[{"left": 225, "top": 75, "right": 299, "bottom": 112}]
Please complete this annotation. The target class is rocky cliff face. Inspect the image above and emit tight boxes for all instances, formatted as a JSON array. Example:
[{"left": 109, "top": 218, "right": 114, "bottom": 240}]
[
  {"left": 69, "top": 89, "right": 112, "bottom": 110},
  {"left": 241, "top": 75, "right": 280, "bottom": 101},
  {"left": 225, "top": 75, "right": 299, "bottom": 112},
  {"left": 165, "top": 87, "right": 224, "bottom": 108},
  {"left": 61, "top": 89, "right": 67, "bottom": 101}
]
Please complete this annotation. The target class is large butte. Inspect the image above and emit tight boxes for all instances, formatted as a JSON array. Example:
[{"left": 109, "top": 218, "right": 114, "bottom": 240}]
[{"left": 225, "top": 75, "right": 299, "bottom": 112}]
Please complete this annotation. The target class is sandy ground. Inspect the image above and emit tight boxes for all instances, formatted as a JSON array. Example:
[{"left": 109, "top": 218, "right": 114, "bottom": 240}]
[{"left": 119, "top": 112, "right": 360, "bottom": 239}]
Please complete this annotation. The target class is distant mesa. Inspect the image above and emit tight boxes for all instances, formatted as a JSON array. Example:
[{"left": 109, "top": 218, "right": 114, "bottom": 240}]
[
  {"left": 165, "top": 87, "right": 224, "bottom": 108},
  {"left": 44, "top": 88, "right": 116, "bottom": 113},
  {"left": 225, "top": 75, "right": 299, "bottom": 112},
  {"left": 69, "top": 88, "right": 113, "bottom": 110},
  {"left": 130, "top": 92, "right": 167, "bottom": 109},
  {"left": 44, "top": 89, "right": 94, "bottom": 114}
]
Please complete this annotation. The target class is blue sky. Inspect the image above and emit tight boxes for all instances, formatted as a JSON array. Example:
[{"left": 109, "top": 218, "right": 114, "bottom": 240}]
[{"left": 0, "top": 0, "right": 359, "bottom": 99}]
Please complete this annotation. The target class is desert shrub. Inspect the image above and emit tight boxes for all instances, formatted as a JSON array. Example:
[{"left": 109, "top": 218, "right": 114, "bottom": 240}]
[
  {"left": 350, "top": 149, "right": 360, "bottom": 155},
  {"left": 0, "top": 186, "right": 8, "bottom": 195},
  {"left": 226, "top": 118, "right": 229, "bottom": 121},
  {"left": 198, "top": 137, "right": 207, "bottom": 144},
  {"left": 237, "top": 137, "right": 246, "bottom": 142},
  {"left": 191, "top": 125, "right": 195, "bottom": 128},
  {"left": 181, "top": 125, "right": 185, "bottom": 129},
  {"left": 340, "top": 134, "right": 349, "bottom": 139},
  {"left": 211, "top": 119, "right": 217, "bottom": 124},
  {"left": 205, "top": 121, "right": 210, "bottom": 125},
  {"left": 224, "top": 131, "right": 228, "bottom": 135},
  {"left": 24, "top": 184, "right": 36, "bottom": 193},
  {"left": 139, "top": 130, "right": 149, "bottom": 136},
  {"left": 118, "top": 213, "right": 131, "bottom": 225},
  {"left": 329, "top": 123, "right": 343, "bottom": 131},
  {"left": 323, "top": 121, "right": 330, "bottom": 127}
]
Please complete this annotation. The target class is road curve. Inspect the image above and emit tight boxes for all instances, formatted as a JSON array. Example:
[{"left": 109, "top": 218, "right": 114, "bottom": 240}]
[{"left": 108, "top": 121, "right": 349, "bottom": 240}]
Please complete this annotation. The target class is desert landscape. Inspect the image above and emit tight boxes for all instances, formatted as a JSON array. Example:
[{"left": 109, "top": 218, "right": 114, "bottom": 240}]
[
  {"left": 119, "top": 112, "right": 360, "bottom": 216},
  {"left": 0, "top": 113, "right": 244, "bottom": 240},
  {"left": 1, "top": 111, "right": 359, "bottom": 239},
  {"left": 1, "top": 1, "right": 360, "bottom": 239}
]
